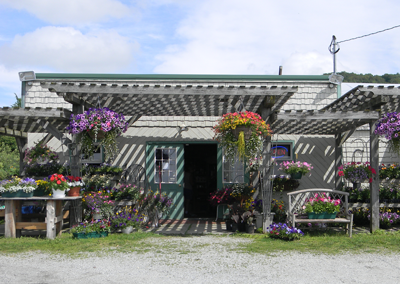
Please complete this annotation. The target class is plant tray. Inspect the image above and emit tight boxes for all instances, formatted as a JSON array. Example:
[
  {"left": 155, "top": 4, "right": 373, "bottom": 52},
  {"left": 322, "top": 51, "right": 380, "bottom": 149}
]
[
  {"left": 307, "top": 212, "right": 337, "bottom": 219},
  {"left": 1, "top": 190, "right": 34, "bottom": 198},
  {"left": 73, "top": 232, "right": 109, "bottom": 239}
]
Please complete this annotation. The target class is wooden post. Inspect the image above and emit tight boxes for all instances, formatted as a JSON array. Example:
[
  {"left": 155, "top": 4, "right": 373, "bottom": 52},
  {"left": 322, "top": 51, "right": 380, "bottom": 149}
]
[
  {"left": 55, "top": 200, "right": 63, "bottom": 236},
  {"left": 370, "top": 121, "right": 379, "bottom": 232},
  {"left": 334, "top": 133, "right": 343, "bottom": 191},
  {"left": 262, "top": 136, "right": 273, "bottom": 233},
  {"left": 46, "top": 200, "right": 56, "bottom": 239},
  {"left": 15, "top": 200, "right": 22, "bottom": 238},
  {"left": 4, "top": 200, "right": 16, "bottom": 238}
]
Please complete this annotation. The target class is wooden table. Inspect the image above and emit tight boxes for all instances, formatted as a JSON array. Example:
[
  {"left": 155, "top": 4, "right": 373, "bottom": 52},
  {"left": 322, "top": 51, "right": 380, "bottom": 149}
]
[{"left": 0, "top": 196, "right": 81, "bottom": 239}]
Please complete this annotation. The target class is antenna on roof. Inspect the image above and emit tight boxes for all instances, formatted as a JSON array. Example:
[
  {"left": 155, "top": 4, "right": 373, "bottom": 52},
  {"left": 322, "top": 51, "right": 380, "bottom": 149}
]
[{"left": 328, "top": 35, "right": 344, "bottom": 84}]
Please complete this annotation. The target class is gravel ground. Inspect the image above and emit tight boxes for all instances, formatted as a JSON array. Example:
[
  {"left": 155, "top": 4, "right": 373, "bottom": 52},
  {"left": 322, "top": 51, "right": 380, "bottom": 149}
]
[{"left": 1, "top": 236, "right": 399, "bottom": 284}]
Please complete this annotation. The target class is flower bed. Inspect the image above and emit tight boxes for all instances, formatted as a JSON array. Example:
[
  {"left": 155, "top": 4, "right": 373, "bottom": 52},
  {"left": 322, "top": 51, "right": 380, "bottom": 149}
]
[{"left": 267, "top": 222, "right": 304, "bottom": 241}]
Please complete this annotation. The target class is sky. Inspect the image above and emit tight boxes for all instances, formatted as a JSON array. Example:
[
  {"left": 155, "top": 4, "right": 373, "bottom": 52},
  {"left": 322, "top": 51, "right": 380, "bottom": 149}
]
[{"left": 1, "top": 0, "right": 400, "bottom": 107}]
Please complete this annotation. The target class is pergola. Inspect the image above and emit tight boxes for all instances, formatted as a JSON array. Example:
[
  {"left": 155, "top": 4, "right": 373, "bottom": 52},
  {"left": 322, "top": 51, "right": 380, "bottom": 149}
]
[{"left": 2, "top": 73, "right": 400, "bottom": 232}]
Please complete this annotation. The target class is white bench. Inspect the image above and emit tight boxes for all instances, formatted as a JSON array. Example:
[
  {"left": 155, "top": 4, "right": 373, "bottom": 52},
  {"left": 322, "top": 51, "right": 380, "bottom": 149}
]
[{"left": 287, "top": 188, "right": 353, "bottom": 237}]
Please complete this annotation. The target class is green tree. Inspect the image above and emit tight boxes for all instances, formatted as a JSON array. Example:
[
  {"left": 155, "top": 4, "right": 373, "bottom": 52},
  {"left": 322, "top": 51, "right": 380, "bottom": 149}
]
[
  {"left": 11, "top": 93, "right": 22, "bottom": 108},
  {"left": 0, "top": 142, "right": 19, "bottom": 179}
]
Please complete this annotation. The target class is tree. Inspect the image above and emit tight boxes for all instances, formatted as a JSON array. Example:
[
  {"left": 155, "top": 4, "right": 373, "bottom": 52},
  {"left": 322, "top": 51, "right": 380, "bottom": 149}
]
[{"left": 11, "top": 93, "right": 22, "bottom": 108}]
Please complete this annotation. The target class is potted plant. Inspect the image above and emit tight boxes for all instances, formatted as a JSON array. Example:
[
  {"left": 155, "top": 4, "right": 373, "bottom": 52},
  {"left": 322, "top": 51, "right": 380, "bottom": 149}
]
[
  {"left": 230, "top": 183, "right": 255, "bottom": 206},
  {"left": 47, "top": 173, "right": 70, "bottom": 198},
  {"left": 110, "top": 208, "right": 143, "bottom": 234},
  {"left": 375, "top": 112, "right": 400, "bottom": 155},
  {"left": 278, "top": 161, "right": 313, "bottom": 179},
  {"left": 208, "top": 187, "right": 235, "bottom": 207},
  {"left": 66, "top": 107, "right": 128, "bottom": 160},
  {"left": 245, "top": 156, "right": 263, "bottom": 173},
  {"left": 66, "top": 176, "right": 85, "bottom": 196},
  {"left": 267, "top": 222, "right": 304, "bottom": 241},
  {"left": 23, "top": 141, "right": 58, "bottom": 165},
  {"left": 213, "top": 111, "right": 272, "bottom": 162},
  {"left": 0, "top": 177, "right": 37, "bottom": 197},
  {"left": 34, "top": 179, "right": 52, "bottom": 196},
  {"left": 154, "top": 193, "right": 174, "bottom": 218},
  {"left": 338, "top": 162, "right": 377, "bottom": 185},
  {"left": 303, "top": 193, "right": 341, "bottom": 219},
  {"left": 71, "top": 219, "right": 111, "bottom": 239},
  {"left": 271, "top": 175, "right": 300, "bottom": 191},
  {"left": 112, "top": 183, "right": 141, "bottom": 201},
  {"left": 83, "top": 191, "right": 115, "bottom": 219},
  {"left": 242, "top": 210, "right": 255, "bottom": 234}
]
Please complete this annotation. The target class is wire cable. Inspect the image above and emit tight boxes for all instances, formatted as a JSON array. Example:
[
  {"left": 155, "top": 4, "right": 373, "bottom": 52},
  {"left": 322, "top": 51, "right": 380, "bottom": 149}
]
[{"left": 338, "top": 24, "right": 400, "bottom": 44}]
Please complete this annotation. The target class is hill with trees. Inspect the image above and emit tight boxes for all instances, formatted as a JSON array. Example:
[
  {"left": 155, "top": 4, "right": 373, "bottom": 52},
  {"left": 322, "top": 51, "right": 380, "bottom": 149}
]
[{"left": 324, "top": 72, "right": 400, "bottom": 84}]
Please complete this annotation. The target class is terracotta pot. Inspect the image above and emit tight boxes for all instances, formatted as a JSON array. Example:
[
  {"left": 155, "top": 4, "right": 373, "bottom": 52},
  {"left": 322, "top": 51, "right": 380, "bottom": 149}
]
[{"left": 68, "top": 186, "right": 81, "bottom": 196}]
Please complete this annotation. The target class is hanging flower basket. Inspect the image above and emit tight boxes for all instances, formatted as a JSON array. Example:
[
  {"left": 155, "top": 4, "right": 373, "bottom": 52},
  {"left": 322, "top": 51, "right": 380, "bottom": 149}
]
[
  {"left": 213, "top": 111, "right": 272, "bottom": 162},
  {"left": 66, "top": 107, "right": 128, "bottom": 160},
  {"left": 232, "top": 126, "right": 252, "bottom": 140},
  {"left": 375, "top": 112, "right": 400, "bottom": 155},
  {"left": 338, "top": 162, "right": 376, "bottom": 183}
]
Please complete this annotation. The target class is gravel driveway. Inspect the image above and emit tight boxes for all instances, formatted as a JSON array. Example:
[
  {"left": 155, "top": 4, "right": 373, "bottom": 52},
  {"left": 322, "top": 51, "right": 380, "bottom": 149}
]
[{"left": 1, "top": 236, "right": 399, "bottom": 284}]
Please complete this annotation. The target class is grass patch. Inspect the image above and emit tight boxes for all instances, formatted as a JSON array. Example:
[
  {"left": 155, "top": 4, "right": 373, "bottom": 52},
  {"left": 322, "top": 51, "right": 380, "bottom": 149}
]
[
  {"left": 236, "top": 229, "right": 400, "bottom": 255},
  {"left": 1, "top": 228, "right": 400, "bottom": 256},
  {"left": 0, "top": 231, "right": 166, "bottom": 256}
]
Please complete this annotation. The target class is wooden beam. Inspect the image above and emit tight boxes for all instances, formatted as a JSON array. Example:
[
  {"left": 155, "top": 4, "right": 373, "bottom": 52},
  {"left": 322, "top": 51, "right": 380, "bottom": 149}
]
[
  {"left": 51, "top": 84, "right": 295, "bottom": 96},
  {"left": 277, "top": 110, "right": 380, "bottom": 120},
  {"left": 335, "top": 133, "right": 343, "bottom": 191},
  {"left": 0, "top": 107, "right": 71, "bottom": 118},
  {"left": 62, "top": 93, "right": 94, "bottom": 109},
  {"left": 4, "top": 200, "right": 16, "bottom": 238},
  {"left": 16, "top": 222, "right": 47, "bottom": 230}
]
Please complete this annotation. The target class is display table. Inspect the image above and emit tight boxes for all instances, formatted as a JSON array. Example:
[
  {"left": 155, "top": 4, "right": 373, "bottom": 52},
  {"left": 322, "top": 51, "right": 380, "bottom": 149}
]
[{"left": 0, "top": 196, "right": 82, "bottom": 239}]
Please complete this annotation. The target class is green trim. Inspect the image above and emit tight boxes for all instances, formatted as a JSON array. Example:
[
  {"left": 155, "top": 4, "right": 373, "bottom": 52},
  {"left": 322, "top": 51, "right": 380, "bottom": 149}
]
[{"left": 35, "top": 73, "right": 329, "bottom": 82}]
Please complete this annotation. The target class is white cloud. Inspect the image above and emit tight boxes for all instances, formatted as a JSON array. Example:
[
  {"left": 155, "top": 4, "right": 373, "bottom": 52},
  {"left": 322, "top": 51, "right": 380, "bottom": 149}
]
[
  {"left": 154, "top": 0, "right": 400, "bottom": 75},
  {"left": 0, "top": 0, "right": 133, "bottom": 26},
  {"left": 0, "top": 26, "right": 138, "bottom": 72}
]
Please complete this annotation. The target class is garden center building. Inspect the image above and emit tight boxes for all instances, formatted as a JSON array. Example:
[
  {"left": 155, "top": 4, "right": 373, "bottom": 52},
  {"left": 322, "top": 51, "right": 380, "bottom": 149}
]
[{"left": 2, "top": 72, "right": 400, "bottom": 221}]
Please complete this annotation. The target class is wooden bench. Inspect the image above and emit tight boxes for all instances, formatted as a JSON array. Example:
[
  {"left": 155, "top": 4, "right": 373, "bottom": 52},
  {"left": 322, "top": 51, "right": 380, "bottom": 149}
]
[{"left": 287, "top": 188, "right": 353, "bottom": 237}]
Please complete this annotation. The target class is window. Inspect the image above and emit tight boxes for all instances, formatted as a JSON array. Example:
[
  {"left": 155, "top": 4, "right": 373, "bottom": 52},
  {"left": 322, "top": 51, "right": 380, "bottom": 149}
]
[
  {"left": 154, "top": 148, "right": 177, "bottom": 183},
  {"left": 223, "top": 154, "right": 244, "bottom": 183}
]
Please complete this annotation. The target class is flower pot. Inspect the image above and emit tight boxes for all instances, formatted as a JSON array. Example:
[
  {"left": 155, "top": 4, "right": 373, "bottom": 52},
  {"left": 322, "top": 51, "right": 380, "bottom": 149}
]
[
  {"left": 88, "top": 130, "right": 106, "bottom": 141},
  {"left": 92, "top": 211, "right": 102, "bottom": 220},
  {"left": 52, "top": 188, "right": 66, "bottom": 198},
  {"left": 290, "top": 172, "right": 302, "bottom": 180},
  {"left": 121, "top": 226, "right": 134, "bottom": 234},
  {"left": 232, "top": 126, "right": 252, "bottom": 140},
  {"left": 68, "top": 186, "right": 81, "bottom": 197},
  {"left": 1, "top": 191, "right": 21, "bottom": 198},
  {"left": 36, "top": 157, "right": 49, "bottom": 165},
  {"left": 245, "top": 223, "right": 255, "bottom": 234},
  {"left": 231, "top": 222, "right": 239, "bottom": 232},
  {"left": 73, "top": 232, "right": 108, "bottom": 239},
  {"left": 34, "top": 188, "right": 48, "bottom": 197},
  {"left": 307, "top": 212, "right": 337, "bottom": 219},
  {"left": 1, "top": 190, "right": 33, "bottom": 198},
  {"left": 225, "top": 219, "right": 232, "bottom": 231}
]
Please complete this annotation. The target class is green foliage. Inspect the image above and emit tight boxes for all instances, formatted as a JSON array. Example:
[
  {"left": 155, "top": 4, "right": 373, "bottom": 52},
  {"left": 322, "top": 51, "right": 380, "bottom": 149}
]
[
  {"left": 0, "top": 136, "right": 17, "bottom": 151},
  {"left": 323, "top": 71, "right": 400, "bottom": 83},
  {"left": 0, "top": 141, "right": 20, "bottom": 179},
  {"left": 10, "top": 93, "right": 22, "bottom": 108}
]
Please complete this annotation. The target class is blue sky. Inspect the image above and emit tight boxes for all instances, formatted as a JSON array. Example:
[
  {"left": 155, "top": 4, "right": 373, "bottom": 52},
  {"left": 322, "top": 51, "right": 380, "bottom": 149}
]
[{"left": 1, "top": 0, "right": 400, "bottom": 107}]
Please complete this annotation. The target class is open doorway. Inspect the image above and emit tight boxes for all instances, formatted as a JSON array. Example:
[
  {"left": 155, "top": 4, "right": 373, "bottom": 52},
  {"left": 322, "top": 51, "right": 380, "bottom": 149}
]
[{"left": 184, "top": 144, "right": 217, "bottom": 218}]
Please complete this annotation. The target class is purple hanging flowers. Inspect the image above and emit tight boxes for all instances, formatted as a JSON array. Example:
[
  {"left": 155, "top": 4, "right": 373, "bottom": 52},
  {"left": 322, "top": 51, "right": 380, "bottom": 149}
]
[
  {"left": 66, "top": 107, "right": 128, "bottom": 160},
  {"left": 375, "top": 112, "right": 400, "bottom": 154}
]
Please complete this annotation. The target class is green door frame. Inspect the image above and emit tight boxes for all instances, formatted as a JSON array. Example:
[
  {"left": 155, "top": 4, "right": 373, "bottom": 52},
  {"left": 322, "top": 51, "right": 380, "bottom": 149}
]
[{"left": 146, "top": 141, "right": 222, "bottom": 219}]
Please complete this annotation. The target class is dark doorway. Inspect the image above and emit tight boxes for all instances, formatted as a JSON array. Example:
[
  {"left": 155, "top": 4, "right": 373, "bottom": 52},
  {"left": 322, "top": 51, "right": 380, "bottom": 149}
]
[{"left": 184, "top": 144, "right": 217, "bottom": 218}]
